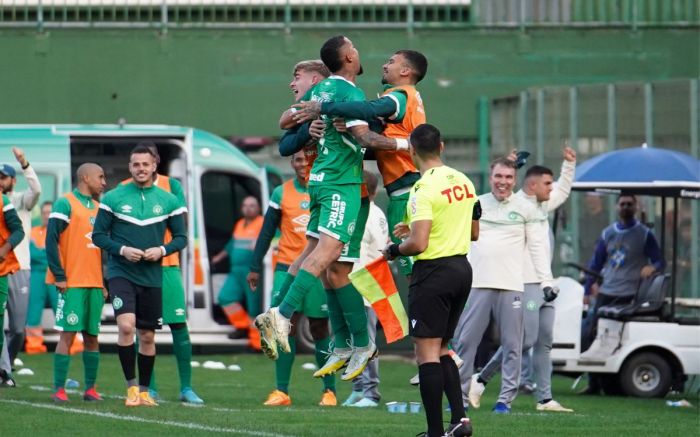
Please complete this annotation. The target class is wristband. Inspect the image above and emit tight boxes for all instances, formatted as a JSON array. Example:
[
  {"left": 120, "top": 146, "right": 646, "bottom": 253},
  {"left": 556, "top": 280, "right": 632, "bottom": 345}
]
[
  {"left": 21, "top": 161, "right": 30, "bottom": 170},
  {"left": 396, "top": 138, "right": 409, "bottom": 151},
  {"left": 388, "top": 243, "right": 402, "bottom": 258},
  {"left": 160, "top": 246, "right": 167, "bottom": 257}
]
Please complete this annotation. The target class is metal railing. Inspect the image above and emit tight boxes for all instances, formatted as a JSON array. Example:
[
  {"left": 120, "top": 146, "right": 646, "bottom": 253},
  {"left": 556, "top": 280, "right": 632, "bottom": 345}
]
[{"left": 0, "top": 0, "right": 697, "bottom": 32}]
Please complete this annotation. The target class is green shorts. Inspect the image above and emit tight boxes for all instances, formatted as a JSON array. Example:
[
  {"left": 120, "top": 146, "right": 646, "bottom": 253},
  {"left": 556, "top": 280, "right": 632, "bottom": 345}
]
[
  {"left": 162, "top": 266, "right": 187, "bottom": 325},
  {"left": 339, "top": 196, "right": 369, "bottom": 263},
  {"left": 388, "top": 192, "right": 414, "bottom": 276},
  {"left": 54, "top": 287, "right": 104, "bottom": 336},
  {"left": 307, "top": 183, "right": 361, "bottom": 246},
  {"left": 271, "top": 265, "right": 328, "bottom": 318}
]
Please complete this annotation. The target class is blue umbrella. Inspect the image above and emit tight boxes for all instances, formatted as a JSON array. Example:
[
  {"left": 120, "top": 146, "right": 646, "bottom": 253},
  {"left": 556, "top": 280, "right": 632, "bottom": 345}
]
[{"left": 573, "top": 144, "right": 700, "bottom": 198}]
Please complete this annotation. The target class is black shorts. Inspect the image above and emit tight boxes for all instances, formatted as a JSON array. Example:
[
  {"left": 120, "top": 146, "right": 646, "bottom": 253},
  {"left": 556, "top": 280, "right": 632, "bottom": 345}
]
[
  {"left": 408, "top": 255, "right": 472, "bottom": 340},
  {"left": 108, "top": 277, "right": 163, "bottom": 330}
]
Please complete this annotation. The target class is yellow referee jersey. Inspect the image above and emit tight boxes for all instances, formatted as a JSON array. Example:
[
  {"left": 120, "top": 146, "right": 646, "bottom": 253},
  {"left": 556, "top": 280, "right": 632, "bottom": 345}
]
[{"left": 406, "top": 165, "right": 477, "bottom": 261}]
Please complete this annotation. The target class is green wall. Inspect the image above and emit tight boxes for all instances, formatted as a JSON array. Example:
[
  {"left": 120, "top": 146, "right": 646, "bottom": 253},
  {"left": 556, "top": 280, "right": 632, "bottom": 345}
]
[{"left": 2, "top": 28, "right": 698, "bottom": 138}]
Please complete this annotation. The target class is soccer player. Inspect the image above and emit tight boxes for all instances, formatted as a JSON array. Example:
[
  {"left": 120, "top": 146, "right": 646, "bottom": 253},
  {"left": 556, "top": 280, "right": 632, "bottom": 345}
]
[
  {"left": 212, "top": 195, "right": 263, "bottom": 350},
  {"left": 248, "top": 150, "right": 337, "bottom": 407},
  {"left": 256, "top": 35, "right": 403, "bottom": 381},
  {"left": 25, "top": 201, "right": 57, "bottom": 354},
  {"left": 453, "top": 157, "right": 554, "bottom": 414},
  {"left": 383, "top": 124, "right": 476, "bottom": 437},
  {"left": 469, "top": 148, "right": 576, "bottom": 413},
  {"left": 0, "top": 188, "right": 26, "bottom": 385},
  {"left": 47, "top": 163, "right": 107, "bottom": 403},
  {"left": 293, "top": 49, "right": 428, "bottom": 278},
  {"left": 0, "top": 147, "right": 40, "bottom": 386},
  {"left": 122, "top": 143, "right": 204, "bottom": 404},
  {"left": 93, "top": 145, "right": 187, "bottom": 407}
]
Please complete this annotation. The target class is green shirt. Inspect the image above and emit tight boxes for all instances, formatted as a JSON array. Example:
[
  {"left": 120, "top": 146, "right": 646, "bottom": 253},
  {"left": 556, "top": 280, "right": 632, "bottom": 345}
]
[
  {"left": 93, "top": 181, "right": 187, "bottom": 287},
  {"left": 320, "top": 85, "right": 407, "bottom": 123},
  {"left": 304, "top": 75, "right": 367, "bottom": 186},
  {"left": 1, "top": 194, "right": 24, "bottom": 250}
]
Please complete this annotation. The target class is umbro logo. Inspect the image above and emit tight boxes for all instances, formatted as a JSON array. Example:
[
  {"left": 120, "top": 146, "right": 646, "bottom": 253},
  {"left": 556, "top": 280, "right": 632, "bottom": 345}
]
[
  {"left": 292, "top": 214, "right": 310, "bottom": 227},
  {"left": 121, "top": 204, "right": 133, "bottom": 213}
]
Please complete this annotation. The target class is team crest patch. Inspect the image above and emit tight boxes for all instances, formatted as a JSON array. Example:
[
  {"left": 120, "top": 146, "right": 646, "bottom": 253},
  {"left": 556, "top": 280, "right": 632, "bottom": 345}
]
[
  {"left": 153, "top": 204, "right": 163, "bottom": 215},
  {"left": 348, "top": 221, "right": 356, "bottom": 235},
  {"left": 112, "top": 297, "right": 123, "bottom": 310},
  {"left": 67, "top": 313, "right": 79, "bottom": 326},
  {"left": 508, "top": 212, "right": 521, "bottom": 221},
  {"left": 300, "top": 200, "right": 310, "bottom": 209},
  {"left": 526, "top": 300, "right": 537, "bottom": 311}
]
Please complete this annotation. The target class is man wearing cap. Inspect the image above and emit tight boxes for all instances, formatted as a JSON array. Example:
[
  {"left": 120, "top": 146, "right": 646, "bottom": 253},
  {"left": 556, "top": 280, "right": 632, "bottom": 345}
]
[{"left": 0, "top": 147, "right": 41, "bottom": 386}]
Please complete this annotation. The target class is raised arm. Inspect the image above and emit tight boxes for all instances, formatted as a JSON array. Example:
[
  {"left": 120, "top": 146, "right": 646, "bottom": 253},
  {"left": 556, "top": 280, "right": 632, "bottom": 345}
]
[{"left": 548, "top": 147, "right": 576, "bottom": 211}]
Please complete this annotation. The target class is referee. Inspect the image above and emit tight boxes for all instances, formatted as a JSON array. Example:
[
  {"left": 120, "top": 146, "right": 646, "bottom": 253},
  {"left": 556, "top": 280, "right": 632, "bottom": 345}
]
[{"left": 383, "top": 123, "right": 478, "bottom": 437}]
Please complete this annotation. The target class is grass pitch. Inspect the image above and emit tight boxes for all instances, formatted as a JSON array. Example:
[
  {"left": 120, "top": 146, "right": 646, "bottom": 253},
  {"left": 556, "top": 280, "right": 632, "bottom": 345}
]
[{"left": 1, "top": 352, "right": 698, "bottom": 436}]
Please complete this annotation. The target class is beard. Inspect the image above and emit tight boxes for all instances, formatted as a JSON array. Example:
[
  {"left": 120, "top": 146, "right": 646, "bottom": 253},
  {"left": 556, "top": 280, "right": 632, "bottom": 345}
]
[{"left": 381, "top": 76, "right": 389, "bottom": 85}]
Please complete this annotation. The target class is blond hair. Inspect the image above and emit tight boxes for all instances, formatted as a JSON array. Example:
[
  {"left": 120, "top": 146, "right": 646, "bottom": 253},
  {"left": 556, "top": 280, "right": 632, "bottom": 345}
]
[{"left": 293, "top": 60, "right": 330, "bottom": 78}]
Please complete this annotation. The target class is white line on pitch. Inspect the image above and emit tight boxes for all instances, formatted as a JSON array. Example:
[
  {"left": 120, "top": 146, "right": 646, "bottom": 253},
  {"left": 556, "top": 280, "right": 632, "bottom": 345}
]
[{"left": 0, "top": 399, "right": 297, "bottom": 437}]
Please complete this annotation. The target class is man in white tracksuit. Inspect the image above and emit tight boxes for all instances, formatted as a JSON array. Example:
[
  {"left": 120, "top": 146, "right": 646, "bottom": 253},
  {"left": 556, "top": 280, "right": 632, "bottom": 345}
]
[
  {"left": 468, "top": 147, "right": 576, "bottom": 413},
  {"left": 453, "top": 157, "right": 554, "bottom": 414}
]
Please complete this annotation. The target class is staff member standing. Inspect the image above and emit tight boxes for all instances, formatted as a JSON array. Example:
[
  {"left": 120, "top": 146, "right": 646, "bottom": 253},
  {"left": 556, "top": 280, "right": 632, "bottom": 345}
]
[
  {"left": 383, "top": 124, "right": 477, "bottom": 437},
  {"left": 93, "top": 145, "right": 187, "bottom": 407}
]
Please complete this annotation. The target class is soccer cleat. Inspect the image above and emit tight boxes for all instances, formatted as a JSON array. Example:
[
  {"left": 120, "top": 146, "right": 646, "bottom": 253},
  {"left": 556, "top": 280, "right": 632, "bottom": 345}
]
[
  {"left": 52, "top": 387, "right": 69, "bottom": 403},
  {"left": 341, "top": 342, "right": 378, "bottom": 381},
  {"left": 342, "top": 390, "right": 364, "bottom": 406},
  {"left": 255, "top": 308, "right": 291, "bottom": 359},
  {"left": 444, "top": 417, "right": 473, "bottom": 437},
  {"left": 536, "top": 399, "right": 574, "bottom": 413},
  {"left": 448, "top": 349, "right": 464, "bottom": 369},
  {"left": 313, "top": 347, "right": 352, "bottom": 378},
  {"left": 318, "top": 389, "right": 337, "bottom": 406},
  {"left": 263, "top": 389, "right": 291, "bottom": 406},
  {"left": 468, "top": 374, "right": 486, "bottom": 409},
  {"left": 492, "top": 402, "right": 510, "bottom": 414},
  {"left": 0, "top": 369, "right": 16, "bottom": 388},
  {"left": 125, "top": 386, "right": 141, "bottom": 407},
  {"left": 148, "top": 389, "right": 160, "bottom": 402},
  {"left": 83, "top": 387, "right": 103, "bottom": 401},
  {"left": 255, "top": 312, "right": 278, "bottom": 360},
  {"left": 350, "top": 397, "right": 378, "bottom": 408},
  {"left": 139, "top": 390, "right": 159, "bottom": 406},
  {"left": 180, "top": 388, "right": 204, "bottom": 405},
  {"left": 409, "top": 373, "right": 420, "bottom": 386}
]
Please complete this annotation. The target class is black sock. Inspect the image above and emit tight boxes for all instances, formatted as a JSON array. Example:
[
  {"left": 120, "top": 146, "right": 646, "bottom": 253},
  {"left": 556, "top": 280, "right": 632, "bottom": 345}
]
[
  {"left": 440, "top": 355, "right": 465, "bottom": 424},
  {"left": 539, "top": 398, "right": 552, "bottom": 404},
  {"left": 138, "top": 353, "right": 156, "bottom": 391},
  {"left": 419, "top": 362, "right": 444, "bottom": 437},
  {"left": 118, "top": 344, "right": 136, "bottom": 383}
]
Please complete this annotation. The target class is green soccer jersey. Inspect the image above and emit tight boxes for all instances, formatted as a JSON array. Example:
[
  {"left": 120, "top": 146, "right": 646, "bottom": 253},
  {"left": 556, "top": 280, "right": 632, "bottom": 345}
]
[
  {"left": 93, "top": 181, "right": 187, "bottom": 287},
  {"left": 304, "top": 75, "right": 368, "bottom": 186}
]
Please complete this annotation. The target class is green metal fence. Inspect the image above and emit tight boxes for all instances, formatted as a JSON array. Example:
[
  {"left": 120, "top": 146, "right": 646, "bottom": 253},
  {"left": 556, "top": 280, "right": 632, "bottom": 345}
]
[
  {"left": 486, "top": 78, "right": 700, "bottom": 298},
  {"left": 0, "top": 0, "right": 697, "bottom": 32}
]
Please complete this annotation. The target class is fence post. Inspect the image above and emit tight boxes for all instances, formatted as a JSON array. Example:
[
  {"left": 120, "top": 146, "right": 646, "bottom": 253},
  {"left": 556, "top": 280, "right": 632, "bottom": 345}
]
[
  {"left": 690, "top": 78, "right": 699, "bottom": 298},
  {"left": 478, "top": 96, "right": 490, "bottom": 190}
]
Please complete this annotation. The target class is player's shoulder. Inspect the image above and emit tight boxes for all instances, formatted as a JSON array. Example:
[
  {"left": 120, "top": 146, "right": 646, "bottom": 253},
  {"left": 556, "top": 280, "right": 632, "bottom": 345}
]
[{"left": 101, "top": 184, "right": 127, "bottom": 205}]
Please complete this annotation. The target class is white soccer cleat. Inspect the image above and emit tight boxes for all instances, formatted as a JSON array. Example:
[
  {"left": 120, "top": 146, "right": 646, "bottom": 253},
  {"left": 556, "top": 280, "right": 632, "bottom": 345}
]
[
  {"left": 468, "top": 373, "right": 486, "bottom": 409},
  {"left": 341, "top": 342, "right": 378, "bottom": 381},
  {"left": 268, "top": 307, "right": 292, "bottom": 353},
  {"left": 536, "top": 399, "right": 574, "bottom": 413},
  {"left": 313, "top": 347, "right": 353, "bottom": 378},
  {"left": 409, "top": 373, "right": 420, "bottom": 386}
]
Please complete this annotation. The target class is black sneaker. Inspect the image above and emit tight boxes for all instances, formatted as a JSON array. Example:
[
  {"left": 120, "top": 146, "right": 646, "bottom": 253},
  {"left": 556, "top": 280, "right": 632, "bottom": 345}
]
[
  {"left": 0, "top": 369, "right": 16, "bottom": 388},
  {"left": 444, "top": 417, "right": 472, "bottom": 437},
  {"left": 227, "top": 329, "right": 248, "bottom": 340}
]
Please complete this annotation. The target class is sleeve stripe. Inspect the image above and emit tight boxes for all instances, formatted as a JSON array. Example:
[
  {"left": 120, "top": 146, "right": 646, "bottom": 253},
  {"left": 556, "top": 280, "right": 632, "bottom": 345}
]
[
  {"left": 385, "top": 94, "right": 401, "bottom": 120},
  {"left": 345, "top": 120, "right": 369, "bottom": 128},
  {"left": 99, "top": 203, "right": 113, "bottom": 213},
  {"left": 169, "top": 206, "right": 188, "bottom": 216},
  {"left": 49, "top": 212, "right": 70, "bottom": 223},
  {"left": 268, "top": 201, "right": 281, "bottom": 210},
  {"left": 2, "top": 203, "right": 14, "bottom": 212}
]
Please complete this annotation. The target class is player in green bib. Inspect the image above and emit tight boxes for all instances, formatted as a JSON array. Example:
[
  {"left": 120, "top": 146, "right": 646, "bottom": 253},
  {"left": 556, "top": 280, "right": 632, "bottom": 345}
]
[{"left": 256, "top": 35, "right": 408, "bottom": 382}]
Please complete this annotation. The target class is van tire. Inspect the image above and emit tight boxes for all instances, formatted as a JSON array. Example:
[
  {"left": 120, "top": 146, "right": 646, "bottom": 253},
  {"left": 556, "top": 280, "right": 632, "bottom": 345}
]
[
  {"left": 619, "top": 352, "right": 672, "bottom": 398},
  {"left": 295, "top": 316, "right": 315, "bottom": 354}
]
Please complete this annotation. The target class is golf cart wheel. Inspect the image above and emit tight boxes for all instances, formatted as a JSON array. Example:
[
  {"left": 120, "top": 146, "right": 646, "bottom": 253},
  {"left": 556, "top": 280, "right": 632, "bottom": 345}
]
[
  {"left": 295, "top": 315, "right": 315, "bottom": 354},
  {"left": 619, "top": 352, "right": 672, "bottom": 398}
]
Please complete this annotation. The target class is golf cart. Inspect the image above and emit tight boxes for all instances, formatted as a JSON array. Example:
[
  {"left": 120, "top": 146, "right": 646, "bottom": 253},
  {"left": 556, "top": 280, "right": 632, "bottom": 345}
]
[{"left": 550, "top": 145, "right": 700, "bottom": 398}]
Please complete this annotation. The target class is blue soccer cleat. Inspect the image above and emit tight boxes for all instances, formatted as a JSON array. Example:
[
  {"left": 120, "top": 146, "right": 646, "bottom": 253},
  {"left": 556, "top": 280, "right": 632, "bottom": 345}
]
[
  {"left": 180, "top": 387, "right": 204, "bottom": 404},
  {"left": 492, "top": 402, "right": 511, "bottom": 414}
]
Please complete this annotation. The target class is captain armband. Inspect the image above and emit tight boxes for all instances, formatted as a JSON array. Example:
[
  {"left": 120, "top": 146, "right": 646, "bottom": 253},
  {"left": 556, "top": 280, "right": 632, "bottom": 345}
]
[{"left": 395, "top": 138, "right": 409, "bottom": 151}]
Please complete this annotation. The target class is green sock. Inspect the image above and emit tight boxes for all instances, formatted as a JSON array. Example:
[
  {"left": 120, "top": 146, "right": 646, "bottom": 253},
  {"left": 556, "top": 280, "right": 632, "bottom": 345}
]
[
  {"left": 314, "top": 336, "right": 335, "bottom": 392},
  {"left": 170, "top": 326, "right": 193, "bottom": 391},
  {"left": 326, "top": 289, "right": 351, "bottom": 348},
  {"left": 54, "top": 353, "right": 71, "bottom": 390},
  {"left": 275, "top": 337, "right": 296, "bottom": 393},
  {"left": 279, "top": 269, "right": 318, "bottom": 319},
  {"left": 279, "top": 273, "right": 296, "bottom": 298},
  {"left": 337, "top": 283, "right": 370, "bottom": 348},
  {"left": 82, "top": 351, "right": 100, "bottom": 389}
]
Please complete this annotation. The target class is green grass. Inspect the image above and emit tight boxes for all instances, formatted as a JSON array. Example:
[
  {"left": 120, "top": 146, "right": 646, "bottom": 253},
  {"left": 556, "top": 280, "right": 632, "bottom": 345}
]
[{"left": 1, "top": 352, "right": 698, "bottom": 436}]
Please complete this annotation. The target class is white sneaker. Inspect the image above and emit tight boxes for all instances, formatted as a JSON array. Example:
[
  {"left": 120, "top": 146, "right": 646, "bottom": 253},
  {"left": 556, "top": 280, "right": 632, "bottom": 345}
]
[
  {"left": 536, "top": 399, "right": 574, "bottom": 413},
  {"left": 409, "top": 373, "right": 420, "bottom": 386},
  {"left": 468, "top": 374, "right": 486, "bottom": 409},
  {"left": 341, "top": 342, "right": 378, "bottom": 381}
]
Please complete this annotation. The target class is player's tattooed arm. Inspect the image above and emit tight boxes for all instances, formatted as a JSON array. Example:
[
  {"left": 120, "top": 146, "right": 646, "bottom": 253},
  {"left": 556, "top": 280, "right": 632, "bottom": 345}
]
[
  {"left": 348, "top": 124, "right": 406, "bottom": 151},
  {"left": 279, "top": 109, "right": 297, "bottom": 130}
]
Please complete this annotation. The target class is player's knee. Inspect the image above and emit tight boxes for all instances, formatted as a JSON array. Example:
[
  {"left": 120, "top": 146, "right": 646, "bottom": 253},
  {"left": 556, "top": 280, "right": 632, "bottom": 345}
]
[
  {"left": 139, "top": 331, "right": 155, "bottom": 346},
  {"left": 83, "top": 333, "right": 99, "bottom": 350}
]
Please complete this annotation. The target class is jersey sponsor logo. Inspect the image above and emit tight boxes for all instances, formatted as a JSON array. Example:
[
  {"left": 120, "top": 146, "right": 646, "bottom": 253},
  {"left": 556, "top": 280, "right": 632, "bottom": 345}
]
[
  {"left": 66, "top": 312, "right": 79, "bottom": 326},
  {"left": 440, "top": 184, "right": 474, "bottom": 203},
  {"left": 120, "top": 204, "right": 133, "bottom": 214},
  {"left": 327, "top": 193, "right": 346, "bottom": 228},
  {"left": 153, "top": 204, "right": 163, "bottom": 215},
  {"left": 309, "top": 173, "right": 325, "bottom": 182},
  {"left": 112, "top": 297, "right": 123, "bottom": 310}
]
